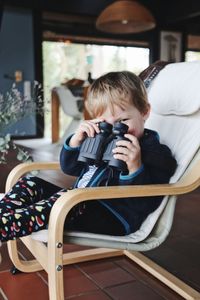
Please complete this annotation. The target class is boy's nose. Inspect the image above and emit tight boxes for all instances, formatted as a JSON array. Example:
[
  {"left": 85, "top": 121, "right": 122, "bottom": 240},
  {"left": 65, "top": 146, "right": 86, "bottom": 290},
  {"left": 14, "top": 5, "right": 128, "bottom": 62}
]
[{"left": 105, "top": 118, "right": 116, "bottom": 125}]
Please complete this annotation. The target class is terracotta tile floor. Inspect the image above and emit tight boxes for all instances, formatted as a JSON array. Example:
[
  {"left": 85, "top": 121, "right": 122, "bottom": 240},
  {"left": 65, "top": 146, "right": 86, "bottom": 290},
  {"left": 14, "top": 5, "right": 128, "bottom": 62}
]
[{"left": 0, "top": 146, "right": 200, "bottom": 299}]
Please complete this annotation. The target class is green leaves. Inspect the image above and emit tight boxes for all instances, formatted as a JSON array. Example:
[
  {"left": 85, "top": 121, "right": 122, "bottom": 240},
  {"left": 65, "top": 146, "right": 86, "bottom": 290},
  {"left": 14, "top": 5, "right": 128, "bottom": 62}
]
[
  {"left": 0, "top": 134, "right": 32, "bottom": 164},
  {"left": 0, "top": 82, "right": 47, "bottom": 164}
]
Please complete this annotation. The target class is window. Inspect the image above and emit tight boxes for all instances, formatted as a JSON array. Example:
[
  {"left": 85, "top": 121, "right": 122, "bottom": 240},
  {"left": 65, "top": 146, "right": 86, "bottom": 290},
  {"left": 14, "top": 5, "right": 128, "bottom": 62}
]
[
  {"left": 185, "top": 35, "right": 200, "bottom": 62},
  {"left": 42, "top": 41, "right": 150, "bottom": 138},
  {"left": 185, "top": 51, "right": 200, "bottom": 62}
]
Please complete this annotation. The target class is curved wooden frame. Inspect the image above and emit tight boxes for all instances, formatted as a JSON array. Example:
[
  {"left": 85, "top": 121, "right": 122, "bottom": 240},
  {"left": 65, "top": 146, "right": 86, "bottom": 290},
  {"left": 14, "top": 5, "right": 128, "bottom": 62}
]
[{"left": 6, "top": 161, "right": 200, "bottom": 300}]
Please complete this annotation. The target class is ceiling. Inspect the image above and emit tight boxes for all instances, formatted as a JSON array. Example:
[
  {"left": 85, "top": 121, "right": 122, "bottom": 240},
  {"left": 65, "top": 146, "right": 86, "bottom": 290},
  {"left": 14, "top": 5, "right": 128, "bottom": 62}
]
[{"left": 3, "top": 0, "right": 200, "bottom": 41}]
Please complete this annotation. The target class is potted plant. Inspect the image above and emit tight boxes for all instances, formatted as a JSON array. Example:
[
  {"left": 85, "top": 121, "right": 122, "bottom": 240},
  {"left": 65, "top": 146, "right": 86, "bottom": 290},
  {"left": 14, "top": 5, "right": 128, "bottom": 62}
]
[{"left": 0, "top": 81, "right": 46, "bottom": 164}]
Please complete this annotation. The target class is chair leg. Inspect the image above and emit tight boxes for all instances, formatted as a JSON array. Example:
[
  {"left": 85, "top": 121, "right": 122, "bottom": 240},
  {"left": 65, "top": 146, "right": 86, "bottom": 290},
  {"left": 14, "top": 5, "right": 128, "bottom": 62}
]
[
  {"left": 48, "top": 262, "right": 64, "bottom": 300},
  {"left": 48, "top": 238, "right": 65, "bottom": 300},
  {"left": 124, "top": 250, "right": 200, "bottom": 300},
  {"left": 7, "top": 239, "right": 43, "bottom": 273}
]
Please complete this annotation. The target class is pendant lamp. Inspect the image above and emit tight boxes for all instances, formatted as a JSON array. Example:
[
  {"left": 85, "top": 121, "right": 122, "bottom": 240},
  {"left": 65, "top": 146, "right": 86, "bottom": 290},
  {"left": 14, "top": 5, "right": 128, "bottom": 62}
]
[{"left": 96, "top": 0, "right": 156, "bottom": 34}]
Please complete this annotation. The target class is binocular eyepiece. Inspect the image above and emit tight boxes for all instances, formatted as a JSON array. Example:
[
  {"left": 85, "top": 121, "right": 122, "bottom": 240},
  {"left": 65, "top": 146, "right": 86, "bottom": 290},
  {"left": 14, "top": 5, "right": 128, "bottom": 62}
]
[{"left": 78, "top": 121, "right": 129, "bottom": 171}]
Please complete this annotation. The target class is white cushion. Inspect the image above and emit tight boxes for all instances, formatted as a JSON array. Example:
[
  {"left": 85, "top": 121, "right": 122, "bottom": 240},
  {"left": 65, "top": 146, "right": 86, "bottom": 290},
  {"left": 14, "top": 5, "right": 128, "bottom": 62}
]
[
  {"left": 146, "top": 110, "right": 200, "bottom": 178},
  {"left": 30, "top": 196, "right": 168, "bottom": 244},
  {"left": 148, "top": 61, "right": 200, "bottom": 115}
]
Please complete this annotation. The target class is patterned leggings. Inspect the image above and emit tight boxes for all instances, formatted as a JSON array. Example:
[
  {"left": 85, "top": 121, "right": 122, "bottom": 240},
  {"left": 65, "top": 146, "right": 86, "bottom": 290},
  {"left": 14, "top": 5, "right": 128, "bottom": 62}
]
[
  {"left": 0, "top": 176, "right": 126, "bottom": 242},
  {"left": 0, "top": 176, "right": 63, "bottom": 242}
]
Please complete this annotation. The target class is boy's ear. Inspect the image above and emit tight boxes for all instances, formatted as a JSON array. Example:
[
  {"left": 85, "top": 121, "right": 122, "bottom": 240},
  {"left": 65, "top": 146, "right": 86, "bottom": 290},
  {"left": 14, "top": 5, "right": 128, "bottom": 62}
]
[{"left": 143, "top": 103, "right": 151, "bottom": 121}]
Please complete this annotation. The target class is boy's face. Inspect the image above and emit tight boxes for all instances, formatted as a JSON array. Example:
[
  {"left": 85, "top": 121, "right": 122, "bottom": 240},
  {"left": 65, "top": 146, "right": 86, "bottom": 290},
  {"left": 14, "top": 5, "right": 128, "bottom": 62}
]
[{"left": 99, "top": 103, "right": 150, "bottom": 138}]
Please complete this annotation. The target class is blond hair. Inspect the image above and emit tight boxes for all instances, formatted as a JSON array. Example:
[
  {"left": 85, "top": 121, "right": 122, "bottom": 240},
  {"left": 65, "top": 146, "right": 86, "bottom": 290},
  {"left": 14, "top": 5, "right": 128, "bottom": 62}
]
[{"left": 86, "top": 71, "right": 148, "bottom": 118}]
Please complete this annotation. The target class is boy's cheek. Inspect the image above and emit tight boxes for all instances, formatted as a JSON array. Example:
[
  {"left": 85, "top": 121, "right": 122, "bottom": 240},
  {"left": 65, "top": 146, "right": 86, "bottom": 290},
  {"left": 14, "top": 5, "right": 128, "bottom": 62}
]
[{"left": 126, "top": 130, "right": 136, "bottom": 138}]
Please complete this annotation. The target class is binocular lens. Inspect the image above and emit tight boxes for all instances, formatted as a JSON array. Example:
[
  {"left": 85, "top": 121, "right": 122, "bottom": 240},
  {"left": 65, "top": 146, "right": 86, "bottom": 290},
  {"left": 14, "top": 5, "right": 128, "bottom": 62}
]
[{"left": 78, "top": 121, "right": 129, "bottom": 171}]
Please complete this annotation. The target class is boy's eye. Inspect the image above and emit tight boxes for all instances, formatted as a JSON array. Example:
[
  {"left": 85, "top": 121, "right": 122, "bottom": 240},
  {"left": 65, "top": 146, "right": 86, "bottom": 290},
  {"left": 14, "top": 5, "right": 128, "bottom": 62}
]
[{"left": 121, "top": 119, "right": 129, "bottom": 122}]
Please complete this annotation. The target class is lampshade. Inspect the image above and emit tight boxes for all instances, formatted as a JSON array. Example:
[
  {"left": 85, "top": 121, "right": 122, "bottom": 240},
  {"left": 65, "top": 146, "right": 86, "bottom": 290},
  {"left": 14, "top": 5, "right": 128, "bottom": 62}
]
[{"left": 96, "top": 0, "right": 156, "bottom": 34}]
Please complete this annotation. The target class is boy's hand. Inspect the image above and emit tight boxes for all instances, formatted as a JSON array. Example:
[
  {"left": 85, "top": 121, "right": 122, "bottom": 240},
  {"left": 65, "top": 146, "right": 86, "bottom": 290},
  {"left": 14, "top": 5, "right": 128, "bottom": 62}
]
[
  {"left": 112, "top": 133, "right": 142, "bottom": 174},
  {"left": 69, "top": 118, "right": 103, "bottom": 147}
]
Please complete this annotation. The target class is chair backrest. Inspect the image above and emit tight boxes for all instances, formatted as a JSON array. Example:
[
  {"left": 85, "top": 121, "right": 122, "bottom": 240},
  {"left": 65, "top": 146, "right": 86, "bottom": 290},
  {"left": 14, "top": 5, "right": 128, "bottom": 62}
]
[
  {"left": 54, "top": 86, "right": 83, "bottom": 119},
  {"left": 127, "top": 61, "right": 200, "bottom": 247},
  {"left": 146, "top": 61, "right": 200, "bottom": 183}
]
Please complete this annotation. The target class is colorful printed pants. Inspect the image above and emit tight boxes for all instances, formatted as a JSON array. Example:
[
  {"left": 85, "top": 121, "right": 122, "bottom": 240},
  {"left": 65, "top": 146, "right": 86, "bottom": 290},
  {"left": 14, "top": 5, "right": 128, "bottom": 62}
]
[
  {"left": 0, "top": 176, "right": 62, "bottom": 242},
  {"left": 0, "top": 176, "right": 125, "bottom": 242}
]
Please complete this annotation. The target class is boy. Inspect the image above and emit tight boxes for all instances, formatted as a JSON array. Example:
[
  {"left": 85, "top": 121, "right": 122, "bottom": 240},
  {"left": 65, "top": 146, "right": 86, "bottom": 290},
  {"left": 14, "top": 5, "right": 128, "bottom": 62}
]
[
  {"left": 60, "top": 71, "right": 177, "bottom": 235},
  {"left": 0, "top": 71, "right": 176, "bottom": 243}
]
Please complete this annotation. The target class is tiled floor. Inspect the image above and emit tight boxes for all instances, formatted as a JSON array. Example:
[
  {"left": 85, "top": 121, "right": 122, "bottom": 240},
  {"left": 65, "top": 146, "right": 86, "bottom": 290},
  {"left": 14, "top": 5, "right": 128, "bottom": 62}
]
[
  {"left": 0, "top": 144, "right": 200, "bottom": 299},
  {"left": 0, "top": 241, "right": 186, "bottom": 300}
]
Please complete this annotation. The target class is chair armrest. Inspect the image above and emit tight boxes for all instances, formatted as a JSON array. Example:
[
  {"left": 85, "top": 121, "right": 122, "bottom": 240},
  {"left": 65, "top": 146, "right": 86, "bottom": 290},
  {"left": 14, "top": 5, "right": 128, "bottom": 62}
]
[
  {"left": 6, "top": 158, "right": 200, "bottom": 196},
  {"left": 5, "top": 159, "right": 200, "bottom": 221},
  {"left": 5, "top": 162, "right": 60, "bottom": 192},
  {"left": 5, "top": 159, "right": 200, "bottom": 245}
]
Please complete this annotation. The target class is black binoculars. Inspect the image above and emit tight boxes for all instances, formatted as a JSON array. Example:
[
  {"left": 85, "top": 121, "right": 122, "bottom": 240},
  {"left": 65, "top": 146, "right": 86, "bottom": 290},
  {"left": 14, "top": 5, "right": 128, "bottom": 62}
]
[{"left": 78, "top": 121, "right": 129, "bottom": 171}]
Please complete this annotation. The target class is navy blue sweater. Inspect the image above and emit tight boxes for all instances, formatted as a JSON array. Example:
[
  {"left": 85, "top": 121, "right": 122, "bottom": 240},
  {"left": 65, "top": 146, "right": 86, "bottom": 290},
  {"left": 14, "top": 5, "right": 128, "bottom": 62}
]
[{"left": 60, "top": 129, "right": 177, "bottom": 234}]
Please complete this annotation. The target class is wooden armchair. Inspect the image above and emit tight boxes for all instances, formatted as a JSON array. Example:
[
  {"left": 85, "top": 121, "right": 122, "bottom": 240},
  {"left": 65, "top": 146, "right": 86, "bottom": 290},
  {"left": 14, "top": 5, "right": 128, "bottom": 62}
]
[{"left": 5, "top": 61, "right": 200, "bottom": 300}]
